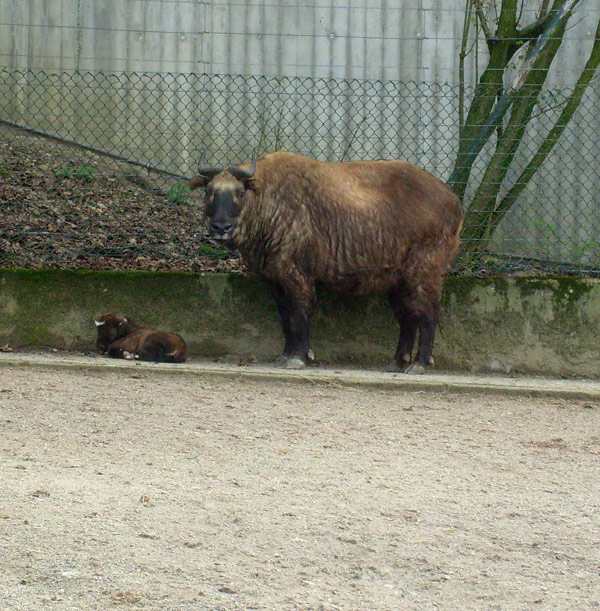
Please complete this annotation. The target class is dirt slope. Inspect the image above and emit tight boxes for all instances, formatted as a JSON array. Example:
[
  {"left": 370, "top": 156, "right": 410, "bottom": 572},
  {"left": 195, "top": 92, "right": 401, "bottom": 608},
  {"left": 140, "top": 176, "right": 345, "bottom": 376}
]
[{"left": 0, "top": 124, "right": 243, "bottom": 273}]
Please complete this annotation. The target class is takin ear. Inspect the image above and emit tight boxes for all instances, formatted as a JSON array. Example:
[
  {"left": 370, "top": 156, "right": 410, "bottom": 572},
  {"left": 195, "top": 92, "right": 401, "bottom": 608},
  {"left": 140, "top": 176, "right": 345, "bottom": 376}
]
[
  {"left": 245, "top": 177, "right": 259, "bottom": 193},
  {"left": 189, "top": 175, "right": 208, "bottom": 191},
  {"left": 94, "top": 320, "right": 105, "bottom": 327}
]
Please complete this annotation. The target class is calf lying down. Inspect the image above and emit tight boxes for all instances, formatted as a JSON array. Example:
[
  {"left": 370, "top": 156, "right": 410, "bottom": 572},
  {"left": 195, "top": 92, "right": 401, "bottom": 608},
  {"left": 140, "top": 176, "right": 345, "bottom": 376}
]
[{"left": 94, "top": 312, "right": 187, "bottom": 363}]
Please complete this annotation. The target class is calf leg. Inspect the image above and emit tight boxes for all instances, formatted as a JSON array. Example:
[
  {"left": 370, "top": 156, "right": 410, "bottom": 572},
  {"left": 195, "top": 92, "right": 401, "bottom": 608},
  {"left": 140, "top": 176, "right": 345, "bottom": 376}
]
[{"left": 106, "top": 337, "right": 138, "bottom": 360}]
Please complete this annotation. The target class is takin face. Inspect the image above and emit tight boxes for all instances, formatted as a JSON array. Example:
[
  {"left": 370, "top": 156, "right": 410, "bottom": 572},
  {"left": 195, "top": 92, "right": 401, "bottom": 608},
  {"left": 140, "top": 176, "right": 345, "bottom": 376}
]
[
  {"left": 94, "top": 313, "right": 186, "bottom": 363},
  {"left": 94, "top": 312, "right": 131, "bottom": 353},
  {"left": 189, "top": 156, "right": 256, "bottom": 242}
]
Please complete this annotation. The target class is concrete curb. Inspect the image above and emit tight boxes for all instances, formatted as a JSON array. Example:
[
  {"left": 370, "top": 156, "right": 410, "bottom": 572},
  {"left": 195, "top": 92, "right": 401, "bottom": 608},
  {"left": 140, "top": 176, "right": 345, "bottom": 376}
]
[{"left": 1, "top": 352, "right": 599, "bottom": 401}]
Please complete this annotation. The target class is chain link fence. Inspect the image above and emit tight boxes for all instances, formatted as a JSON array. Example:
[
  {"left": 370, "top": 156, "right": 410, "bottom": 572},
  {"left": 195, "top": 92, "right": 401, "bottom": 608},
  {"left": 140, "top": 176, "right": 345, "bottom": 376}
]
[{"left": 1, "top": 67, "right": 598, "bottom": 275}]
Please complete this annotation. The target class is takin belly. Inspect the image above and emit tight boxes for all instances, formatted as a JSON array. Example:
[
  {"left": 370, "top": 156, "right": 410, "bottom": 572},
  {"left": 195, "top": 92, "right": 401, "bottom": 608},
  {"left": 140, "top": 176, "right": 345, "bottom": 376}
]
[{"left": 316, "top": 263, "right": 403, "bottom": 296}]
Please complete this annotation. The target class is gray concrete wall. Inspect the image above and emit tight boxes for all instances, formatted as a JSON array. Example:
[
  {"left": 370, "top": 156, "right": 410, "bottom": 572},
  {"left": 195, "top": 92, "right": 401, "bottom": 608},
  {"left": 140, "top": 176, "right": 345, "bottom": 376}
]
[
  {"left": 0, "top": 270, "right": 598, "bottom": 378},
  {"left": 3, "top": 0, "right": 597, "bottom": 85}
]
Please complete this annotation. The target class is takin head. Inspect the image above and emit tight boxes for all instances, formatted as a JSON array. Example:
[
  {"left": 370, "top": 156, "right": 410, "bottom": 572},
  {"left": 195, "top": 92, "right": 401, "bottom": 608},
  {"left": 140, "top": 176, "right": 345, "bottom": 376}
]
[
  {"left": 189, "top": 155, "right": 256, "bottom": 242},
  {"left": 94, "top": 312, "right": 133, "bottom": 353}
]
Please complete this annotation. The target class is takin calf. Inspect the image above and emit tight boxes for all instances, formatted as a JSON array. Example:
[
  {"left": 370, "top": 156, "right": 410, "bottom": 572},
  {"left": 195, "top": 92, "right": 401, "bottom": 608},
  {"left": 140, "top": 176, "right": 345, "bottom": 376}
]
[
  {"left": 94, "top": 313, "right": 187, "bottom": 363},
  {"left": 190, "top": 151, "right": 463, "bottom": 373}
]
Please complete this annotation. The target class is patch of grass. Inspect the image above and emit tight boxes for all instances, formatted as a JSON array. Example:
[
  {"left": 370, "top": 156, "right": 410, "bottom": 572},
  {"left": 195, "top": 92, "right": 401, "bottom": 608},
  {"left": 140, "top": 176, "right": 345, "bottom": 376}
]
[
  {"left": 198, "top": 242, "right": 229, "bottom": 259},
  {"left": 74, "top": 165, "right": 97, "bottom": 182},
  {"left": 0, "top": 166, "right": 11, "bottom": 179},
  {"left": 54, "top": 165, "right": 97, "bottom": 182},
  {"left": 168, "top": 183, "right": 191, "bottom": 205},
  {"left": 54, "top": 165, "right": 73, "bottom": 179}
]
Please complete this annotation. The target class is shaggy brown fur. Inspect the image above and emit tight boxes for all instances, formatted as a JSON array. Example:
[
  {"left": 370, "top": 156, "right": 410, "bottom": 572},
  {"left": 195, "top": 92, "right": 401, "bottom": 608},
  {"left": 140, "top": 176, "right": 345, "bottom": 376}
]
[
  {"left": 190, "top": 151, "right": 463, "bottom": 372},
  {"left": 94, "top": 313, "right": 187, "bottom": 363}
]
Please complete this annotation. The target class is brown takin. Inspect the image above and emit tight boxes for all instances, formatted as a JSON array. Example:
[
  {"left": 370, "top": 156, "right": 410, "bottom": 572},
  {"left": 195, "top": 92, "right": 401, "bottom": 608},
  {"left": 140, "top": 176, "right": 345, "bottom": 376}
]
[
  {"left": 190, "top": 151, "right": 463, "bottom": 373},
  {"left": 94, "top": 313, "right": 187, "bottom": 363}
]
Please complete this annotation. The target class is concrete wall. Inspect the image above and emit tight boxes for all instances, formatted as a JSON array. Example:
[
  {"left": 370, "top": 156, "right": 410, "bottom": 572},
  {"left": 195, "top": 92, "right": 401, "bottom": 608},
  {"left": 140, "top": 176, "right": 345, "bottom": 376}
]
[
  {"left": 2, "top": 0, "right": 598, "bottom": 85},
  {"left": 0, "top": 270, "right": 598, "bottom": 378}
]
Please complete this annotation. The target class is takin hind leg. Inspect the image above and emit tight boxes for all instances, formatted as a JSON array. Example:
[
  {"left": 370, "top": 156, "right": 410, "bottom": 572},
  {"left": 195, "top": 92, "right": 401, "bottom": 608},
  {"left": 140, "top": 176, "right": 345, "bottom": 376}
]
[
  {"left": 136, "top": 337, "right": 167, "bottom": 362},
  {"left": 408, "top": 303, "right": 439, "bottom": 375},
  {"left": 388, "top": 283, "right": 440, "bottom": 375}
]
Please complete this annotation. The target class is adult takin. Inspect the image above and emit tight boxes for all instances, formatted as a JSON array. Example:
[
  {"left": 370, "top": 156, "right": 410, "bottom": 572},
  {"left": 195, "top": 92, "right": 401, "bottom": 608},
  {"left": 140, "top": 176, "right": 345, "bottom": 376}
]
[
  {"left": 94, "top": 313, "right": 187, "bottom": 363},
  {"left": 190, "top": 151, "right": 463, "bottom": 373}
]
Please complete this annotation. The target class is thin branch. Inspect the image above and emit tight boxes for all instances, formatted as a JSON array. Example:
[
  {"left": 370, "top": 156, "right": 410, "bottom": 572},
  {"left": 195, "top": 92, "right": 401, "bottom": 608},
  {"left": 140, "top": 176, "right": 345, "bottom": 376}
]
[
  {"left": 459, "top": 0, "right": 474, "bottom": 137},
  {"left": 518, "top": 0, "right": 555, "bottom": 40},
  {"left": 0, "top": 117, "right": 191, "bottom": 181},
  {"left": 474, "top": 2, "right": 497, "bottom": 49}
]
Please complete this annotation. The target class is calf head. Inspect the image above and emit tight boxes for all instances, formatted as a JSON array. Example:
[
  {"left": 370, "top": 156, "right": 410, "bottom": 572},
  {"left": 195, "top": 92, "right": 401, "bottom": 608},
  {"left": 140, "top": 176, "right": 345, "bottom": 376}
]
[
  {"left": 94, "top": 312, "right": 131, "bottom": 352},
  {"left": 189, "top": 155, "right": 256, "bottom": 242}
]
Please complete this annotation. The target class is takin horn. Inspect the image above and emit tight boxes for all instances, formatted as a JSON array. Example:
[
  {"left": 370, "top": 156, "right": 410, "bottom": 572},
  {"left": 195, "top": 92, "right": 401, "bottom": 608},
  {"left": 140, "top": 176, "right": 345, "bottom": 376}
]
[
  {"left": 94, "top": 320, "right": 105, "bottom": 327},
  {"left": 196, "top": 151, "right": 224, "bottom": 178},
  {"left": 226, "top": 154, "right": 256, "bottom": 182}
]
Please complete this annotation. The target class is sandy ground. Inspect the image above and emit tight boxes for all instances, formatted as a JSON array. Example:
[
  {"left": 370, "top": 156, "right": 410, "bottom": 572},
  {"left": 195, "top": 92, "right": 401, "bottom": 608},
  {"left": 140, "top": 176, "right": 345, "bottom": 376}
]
[{"left": 0, "top": 363, "right": 599, "bottom": 610}]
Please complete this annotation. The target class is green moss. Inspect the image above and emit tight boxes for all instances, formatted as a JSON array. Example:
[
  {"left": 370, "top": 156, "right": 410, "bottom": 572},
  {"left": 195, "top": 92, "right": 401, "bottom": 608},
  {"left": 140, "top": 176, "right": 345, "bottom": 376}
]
[
  {"left": 197, "top": 243, "right": 229, "bottom": 259},
  {"left": 442, "top": 276, "right": 484, "bottom": 306},
  {"left": 515, "top": 276, "right": 593, "bottom": 316},
  {"left": 553, "top": 277, "right": 593, "bottom": 308},
  {"left": 167, "top": 183, "right": 191, "bottom": 205}
]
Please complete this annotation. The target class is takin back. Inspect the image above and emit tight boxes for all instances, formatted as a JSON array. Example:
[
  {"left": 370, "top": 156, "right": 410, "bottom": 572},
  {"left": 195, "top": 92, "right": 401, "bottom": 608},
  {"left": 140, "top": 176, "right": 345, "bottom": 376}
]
[
  {"left": 190, "top": 151, "right": 464, "bottom": 373},
  {"left": 94, "top": 313, "right": 187, "bottom": 363}
]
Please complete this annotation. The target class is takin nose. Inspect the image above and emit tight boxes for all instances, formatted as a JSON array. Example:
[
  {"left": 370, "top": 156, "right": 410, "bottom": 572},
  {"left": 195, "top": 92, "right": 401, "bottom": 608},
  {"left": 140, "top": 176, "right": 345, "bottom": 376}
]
[{"left": 210, "top": 221, "right": 234, "bottom": 237}]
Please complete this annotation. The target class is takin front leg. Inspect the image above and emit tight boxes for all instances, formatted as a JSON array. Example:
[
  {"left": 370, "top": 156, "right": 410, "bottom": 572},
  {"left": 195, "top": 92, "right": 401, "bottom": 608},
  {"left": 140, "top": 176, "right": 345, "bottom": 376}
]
[
  {"left": 271, "top": 279, "right": 315, "bottom": 369},
  {"left": 387, "top": 294, "right": 418, "bottom": 371}
]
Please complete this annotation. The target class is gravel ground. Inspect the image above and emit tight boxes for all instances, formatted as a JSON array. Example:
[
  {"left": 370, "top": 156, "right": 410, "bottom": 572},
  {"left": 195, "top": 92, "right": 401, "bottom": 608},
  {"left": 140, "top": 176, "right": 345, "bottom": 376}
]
[{"left": 0, "top": 364, "right": 599, "bottom": 610}]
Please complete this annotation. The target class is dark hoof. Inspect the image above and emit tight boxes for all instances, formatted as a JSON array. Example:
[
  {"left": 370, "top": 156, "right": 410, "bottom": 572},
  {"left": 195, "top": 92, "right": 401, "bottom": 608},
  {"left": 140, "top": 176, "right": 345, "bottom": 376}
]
[{"left": 384, "top": 361, "right": 406, "bottom": 373}]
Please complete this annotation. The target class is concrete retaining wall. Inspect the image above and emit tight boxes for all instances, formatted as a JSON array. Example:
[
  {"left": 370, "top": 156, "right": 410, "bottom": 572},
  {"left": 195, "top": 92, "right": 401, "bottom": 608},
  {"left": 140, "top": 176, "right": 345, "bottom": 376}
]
[{"left": 0, "top": 270, "right": 598, "bottom": 378}]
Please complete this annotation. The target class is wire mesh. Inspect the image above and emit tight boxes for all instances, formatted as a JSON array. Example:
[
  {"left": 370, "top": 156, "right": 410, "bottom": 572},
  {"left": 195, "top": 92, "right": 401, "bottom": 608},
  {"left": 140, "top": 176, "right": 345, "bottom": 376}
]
[{"left": 0, "top": 67, "right": 598, "bottom": 275}]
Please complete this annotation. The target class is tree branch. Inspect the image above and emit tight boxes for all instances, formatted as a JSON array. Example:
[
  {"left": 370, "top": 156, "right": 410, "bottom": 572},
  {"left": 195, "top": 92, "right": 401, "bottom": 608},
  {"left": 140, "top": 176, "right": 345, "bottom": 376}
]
[
  {"left": 489, "top": 16, "right": 600, "bottom": 235},
  {"left": 474, "top": 2, "right": 497, "bottom": 50},
  {"left": 449, "top": 0, "right": 580, "bottom": 197},
  {"left": 517, "top": 0, "right": 556, "bottom": 40},
  {"left": 449, "top": 0, "right": 521, "bottom": 199},
  {"left": 459, "top": 0, "right": 474, "bottom": 137}
]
